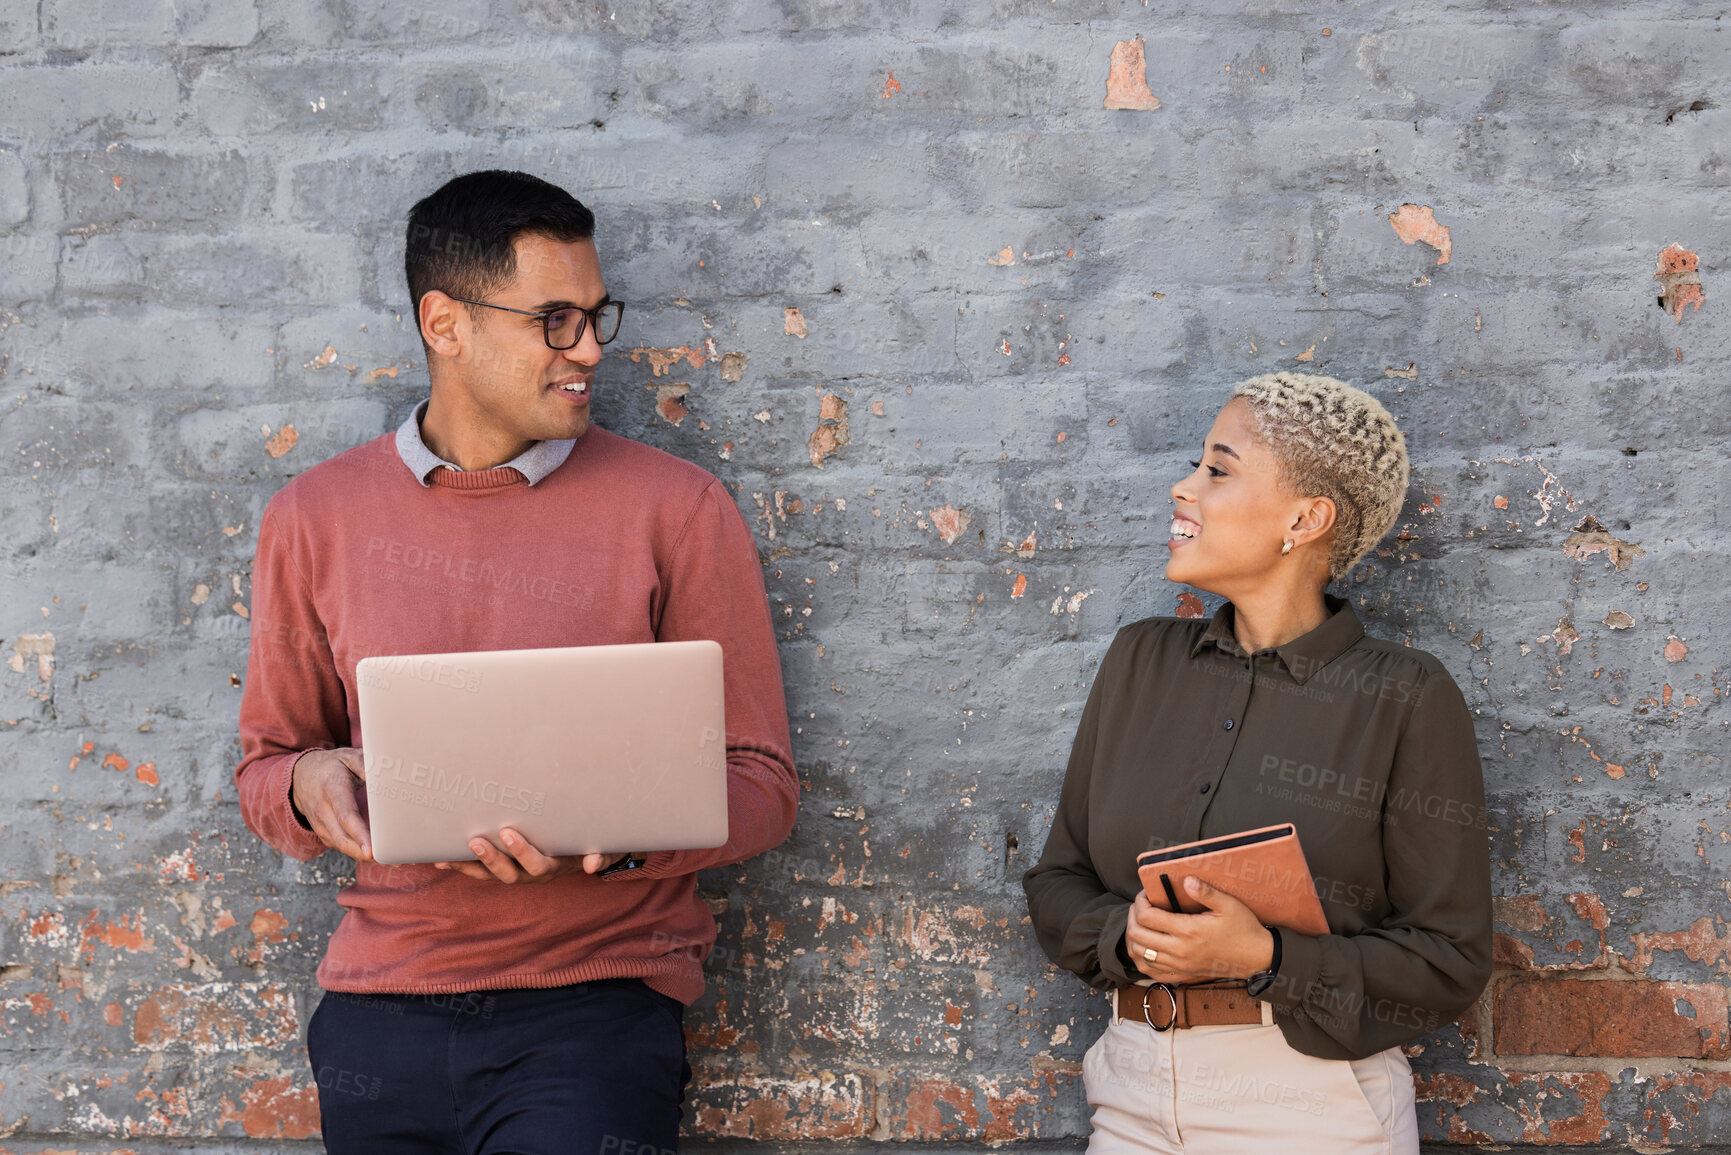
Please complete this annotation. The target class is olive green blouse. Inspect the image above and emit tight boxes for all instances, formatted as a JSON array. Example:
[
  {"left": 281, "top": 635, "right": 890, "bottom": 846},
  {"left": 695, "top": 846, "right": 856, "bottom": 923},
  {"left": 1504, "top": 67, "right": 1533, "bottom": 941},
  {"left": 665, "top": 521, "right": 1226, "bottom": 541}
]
[{"left": 1022, "top": 592, "right": 1493, "bottom": 1062}]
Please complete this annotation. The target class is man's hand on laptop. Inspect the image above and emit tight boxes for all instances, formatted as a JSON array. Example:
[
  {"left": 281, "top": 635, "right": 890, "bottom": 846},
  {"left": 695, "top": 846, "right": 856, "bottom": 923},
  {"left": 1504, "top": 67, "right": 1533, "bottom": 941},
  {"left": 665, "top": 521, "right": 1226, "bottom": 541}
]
[
  {"left": 433, "top": 829, "right": 629, "bottom": 883},
  {"left": 291, "top": 747, "right": 373, "bottom": 863}
]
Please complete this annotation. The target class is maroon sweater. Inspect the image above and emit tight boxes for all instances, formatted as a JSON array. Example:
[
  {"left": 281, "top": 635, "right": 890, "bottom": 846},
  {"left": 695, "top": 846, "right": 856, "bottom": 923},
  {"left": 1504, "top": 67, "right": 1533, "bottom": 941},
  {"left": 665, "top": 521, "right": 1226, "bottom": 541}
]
[{"left": 234, "top": 424, "right": 797, "bottom": 1003}]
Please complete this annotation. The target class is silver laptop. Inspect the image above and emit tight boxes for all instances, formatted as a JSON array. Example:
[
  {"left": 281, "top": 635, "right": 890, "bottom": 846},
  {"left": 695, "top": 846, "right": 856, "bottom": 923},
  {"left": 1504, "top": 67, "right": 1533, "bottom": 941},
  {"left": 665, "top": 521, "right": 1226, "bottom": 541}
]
[{"left": 356, "top": 640, "right": 727, "bottom": 865}]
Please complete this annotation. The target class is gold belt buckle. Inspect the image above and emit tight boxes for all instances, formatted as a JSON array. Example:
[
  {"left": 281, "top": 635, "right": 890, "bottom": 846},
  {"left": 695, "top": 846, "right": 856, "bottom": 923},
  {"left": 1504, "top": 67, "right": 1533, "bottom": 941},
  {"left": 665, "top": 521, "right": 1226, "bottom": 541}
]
[{"left": 1141, "top": 982, "right": 1180, "bottom": 1033}]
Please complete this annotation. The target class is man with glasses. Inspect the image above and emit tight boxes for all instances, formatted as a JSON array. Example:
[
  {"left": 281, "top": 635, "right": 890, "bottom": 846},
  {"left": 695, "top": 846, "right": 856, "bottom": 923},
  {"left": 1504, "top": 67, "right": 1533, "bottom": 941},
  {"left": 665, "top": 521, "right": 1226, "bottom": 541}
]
[{"left": 232, "top": 170, "right": 798, "bottom": 1153}]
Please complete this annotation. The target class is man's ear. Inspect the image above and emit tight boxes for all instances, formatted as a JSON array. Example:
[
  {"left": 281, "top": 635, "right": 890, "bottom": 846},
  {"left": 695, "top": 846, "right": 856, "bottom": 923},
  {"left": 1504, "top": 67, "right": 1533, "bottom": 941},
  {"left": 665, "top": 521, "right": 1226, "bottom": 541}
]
[{"left": 418, "top": 291, "right": 465, "bottom": 361}]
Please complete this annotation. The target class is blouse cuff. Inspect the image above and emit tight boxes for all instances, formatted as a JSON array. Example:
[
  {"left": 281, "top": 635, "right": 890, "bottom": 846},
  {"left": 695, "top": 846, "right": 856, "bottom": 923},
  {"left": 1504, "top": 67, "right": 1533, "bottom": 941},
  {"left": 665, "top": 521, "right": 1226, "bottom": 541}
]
[
  {"left": 1260, "top": 925, "right": 1322, "bottom": 1011},
  {"left": 1095, "top": 905, "right": 1137, "bottom": 987}
]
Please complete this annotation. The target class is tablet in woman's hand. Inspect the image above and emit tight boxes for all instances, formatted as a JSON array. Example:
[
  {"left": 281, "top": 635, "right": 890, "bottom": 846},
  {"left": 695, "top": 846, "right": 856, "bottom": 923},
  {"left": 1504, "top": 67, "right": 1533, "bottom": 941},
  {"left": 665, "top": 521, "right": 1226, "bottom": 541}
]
[{"left": 1136, "top": 823, "right": 1330, "bottom": 936}]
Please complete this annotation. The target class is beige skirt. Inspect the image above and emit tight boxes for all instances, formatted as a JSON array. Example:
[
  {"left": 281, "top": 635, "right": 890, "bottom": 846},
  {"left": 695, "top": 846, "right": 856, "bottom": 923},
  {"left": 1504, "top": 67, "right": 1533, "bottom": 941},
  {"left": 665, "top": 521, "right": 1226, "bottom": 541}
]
[{"left": 1081, "top": 988, "right": 1420, "bottom": 1154}]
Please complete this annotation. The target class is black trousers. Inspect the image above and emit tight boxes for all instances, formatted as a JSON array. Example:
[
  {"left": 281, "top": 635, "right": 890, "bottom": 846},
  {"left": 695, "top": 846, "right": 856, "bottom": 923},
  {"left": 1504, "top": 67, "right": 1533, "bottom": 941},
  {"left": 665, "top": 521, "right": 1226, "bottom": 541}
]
[{"left": 307, "top": 978, "right": 691, "bottom": 1155}]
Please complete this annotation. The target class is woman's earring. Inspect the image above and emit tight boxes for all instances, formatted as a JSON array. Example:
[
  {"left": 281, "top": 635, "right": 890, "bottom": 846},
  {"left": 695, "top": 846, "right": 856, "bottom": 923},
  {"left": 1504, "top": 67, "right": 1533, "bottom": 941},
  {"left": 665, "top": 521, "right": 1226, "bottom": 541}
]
[{"left": 1280, "top": 539, "right": 1293, "bottom": 555}]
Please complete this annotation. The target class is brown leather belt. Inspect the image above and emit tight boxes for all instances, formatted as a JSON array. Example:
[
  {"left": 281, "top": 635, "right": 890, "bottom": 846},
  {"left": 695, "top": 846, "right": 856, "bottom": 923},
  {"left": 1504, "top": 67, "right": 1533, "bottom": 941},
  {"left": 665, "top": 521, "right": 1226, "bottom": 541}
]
[{"left": 1116, "top": 983, "right": 1267, "bottom": 1030}]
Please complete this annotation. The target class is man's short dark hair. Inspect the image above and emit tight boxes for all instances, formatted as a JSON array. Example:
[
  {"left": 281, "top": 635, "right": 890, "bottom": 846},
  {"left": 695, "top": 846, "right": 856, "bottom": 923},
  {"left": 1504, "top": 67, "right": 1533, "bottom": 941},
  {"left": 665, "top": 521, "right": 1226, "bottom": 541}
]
[{"left": 403, "top": 170, "right": 595, "bottom": 325}]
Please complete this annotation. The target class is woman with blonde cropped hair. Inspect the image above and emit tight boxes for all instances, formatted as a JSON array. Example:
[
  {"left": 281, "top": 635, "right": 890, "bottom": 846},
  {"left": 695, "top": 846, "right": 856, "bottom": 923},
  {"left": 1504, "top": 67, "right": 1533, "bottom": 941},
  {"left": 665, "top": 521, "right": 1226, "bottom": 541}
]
[{"left": 1024, "top": 372, "right": 1491, "bottom": 1153}]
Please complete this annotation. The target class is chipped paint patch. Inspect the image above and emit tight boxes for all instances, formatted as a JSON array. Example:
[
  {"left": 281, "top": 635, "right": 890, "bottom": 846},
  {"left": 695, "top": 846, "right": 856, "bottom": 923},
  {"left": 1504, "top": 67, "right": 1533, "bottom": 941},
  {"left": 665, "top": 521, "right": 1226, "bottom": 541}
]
[
  {"left": 1388, "top": 203, "right": 1451, "bottom": 264},
  {"left": 80, "top": 910, "right": 155, "bottom": 959},
  {"left": 882, "top": 70, "right": 901, "bottom": 99},
  {"left": 264, "top": 424, "right": 298, "bottom": 458},
  {"left": 629, "top": 345, "right": 707, "bottom": 376},
  {"left": 807, "top": 394, "right": 849, "bottom": 468},
  {"left": 9, "top": 631, "right": 54, "bottom": 680},
  {"left": 689, "top": 1070, "right": 870, "bottom": 1138},
  {"left": 719, "top": 352, "right": 747, "bottom": 381},
  {"left": 783, "top": 307, "right": 809, "bottom": 338},
  {"left": 1654, "top": 243, "right": 1704, "bottom": 322},
  {"left": 1563, "top": 514, "right": 1645, "bottom": 570},
  {"left": 987, "top": 246, "right": 1016, "bottom": 267},
  {"left": 134, "top": 982, "right": 299, "bottom": 1055},
  {"left": 929, "top": 504, "right": 969, "bottom": 545},
  {"left": 218, "top": 1071, "right": 321, "bottom": 1139},
  {"left": 646, "top": 381, "right": 692, "bottom": 425},
  {"left": 250, "top": 908, "right": 289, "bottom": 946},
  {"left": 1051, "top": 588, "right": 1095, "bottom": 616},
  {"left": 1175, "top": 592, "right": 1206, "bottom": 618},
  {"left": 1627, "top": 915, "right": 1731, "bottom": 972},
  {"left": 900, "top": 1078, "right": 980, "bottom": 1138},
  {"left": 1103, "top": 36, "right": 1161, "bottom": 110}
]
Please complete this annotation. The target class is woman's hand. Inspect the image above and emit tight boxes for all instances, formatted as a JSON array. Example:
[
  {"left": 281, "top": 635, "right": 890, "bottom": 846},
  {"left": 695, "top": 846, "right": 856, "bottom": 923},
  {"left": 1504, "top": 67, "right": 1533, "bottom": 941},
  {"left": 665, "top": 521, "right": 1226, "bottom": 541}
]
[{"left": 1125, "top": 876, "right": 1275, "bottom": 983}]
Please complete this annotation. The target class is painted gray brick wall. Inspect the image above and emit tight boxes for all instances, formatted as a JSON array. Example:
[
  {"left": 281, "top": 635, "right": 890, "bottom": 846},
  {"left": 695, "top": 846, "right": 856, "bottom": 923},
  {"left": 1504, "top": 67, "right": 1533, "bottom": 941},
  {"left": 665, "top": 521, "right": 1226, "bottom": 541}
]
[{"left": 0, "top": 1, "right": 1725, "bottom": 1148}]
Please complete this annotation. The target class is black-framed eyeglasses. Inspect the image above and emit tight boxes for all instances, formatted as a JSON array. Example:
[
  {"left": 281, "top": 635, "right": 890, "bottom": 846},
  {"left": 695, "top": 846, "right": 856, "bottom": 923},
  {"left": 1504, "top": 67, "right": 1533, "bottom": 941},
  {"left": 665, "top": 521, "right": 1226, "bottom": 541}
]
[{"left": 446, "top": 295, "right": 624, "bottom": 349}]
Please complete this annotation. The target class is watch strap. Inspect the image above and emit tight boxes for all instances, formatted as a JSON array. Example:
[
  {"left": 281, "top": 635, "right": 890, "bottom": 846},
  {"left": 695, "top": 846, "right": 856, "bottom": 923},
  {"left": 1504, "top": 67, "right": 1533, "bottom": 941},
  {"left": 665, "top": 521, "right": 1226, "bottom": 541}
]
[
  {"left": 1245, "top": 925, "right": 1282, "bottom": 997},
  {"left": 597, "top": 852, "right": 647, "bottom": 876}
]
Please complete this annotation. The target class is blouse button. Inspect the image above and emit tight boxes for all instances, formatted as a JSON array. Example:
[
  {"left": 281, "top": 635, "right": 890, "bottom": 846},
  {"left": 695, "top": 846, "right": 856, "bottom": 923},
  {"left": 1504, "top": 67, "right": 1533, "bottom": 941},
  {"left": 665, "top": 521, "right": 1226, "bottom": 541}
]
[
  {"left": 1200, "top": 783, "right": 1211, "bottom": 794},
  {"left": 1223, "top": 718, "right": 1235, "bottom": 730}
]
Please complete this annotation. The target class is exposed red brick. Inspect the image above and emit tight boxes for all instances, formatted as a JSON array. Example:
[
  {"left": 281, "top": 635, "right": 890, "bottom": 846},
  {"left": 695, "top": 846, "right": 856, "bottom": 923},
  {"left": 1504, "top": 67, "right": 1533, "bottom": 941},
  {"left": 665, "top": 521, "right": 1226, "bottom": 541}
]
[
  {"left": 250, "top": 908, "right": 289, "bottom": 945},
  {"left": 1103, "top": 36, "right": 1161, "bottom": 111},
  {"left": 899, "top": 1078, "right": 980, "bottom": 1139},
  {"left": 1653, "top": 243, "right": 1704, "bottom": 322},
  {"left": 1504, "top": 1071, "right": 1612, "bottom": 1144},
  {"left": 628, "top": 345, "right": 706, "bottom": 376},
  {"left": 646, "top": 382, "right": 692, "bottom": 426},
  {"left": 980, "top": 1075, "right": 1049, "bottom": 1142},
  {"left": 264, "top": 425, "right": 298, "bottom": 458},
  {"left": 1640, "top": 1071, "right": 1731, "bottom": 1145},
  {"left": 1493, "top": 931, "right": 1535, "bottom": 969},
  {"left": 687, "top": 1070, "right": 870, "bottom": 1139},
  {"left": 807, "top": 394, "right": 849, "bottom": 467},
  {"left": 218, "top": 1073, "right": 320, "bottom": 1139},
  {"left": 1494, "top": 893, "right": 1549, "bottom": 932},
  {"left": 1414, "top": 1069, "right": 1482, "bottom": 1108},
  {"left": 1455, "top": 1002, "right": 1483, "bottom": 1060},
  {"left": 1626, "top": 915, "right": 1731, "bottom": 973},
  {"left": 1493, "top": 893, "right": 1610, "bottom": 970},
  {"left": 1563, "top": 513, "right": 1646, "bottom": 571},
  {"left": 133, "top": 983, "right": 299, "bottom": 1053},
  {"left": 1494, "top": 977, "right": 1730, "bottom": 1058},
  {"left": 929, "top": 504, "right": 969, "bottom": 545},
  {"left": 79, "top": 911, "right": 155, "bottom": 960},
  {"left": 1387, "top": 203, "right": 1452, "bottom": 264}
]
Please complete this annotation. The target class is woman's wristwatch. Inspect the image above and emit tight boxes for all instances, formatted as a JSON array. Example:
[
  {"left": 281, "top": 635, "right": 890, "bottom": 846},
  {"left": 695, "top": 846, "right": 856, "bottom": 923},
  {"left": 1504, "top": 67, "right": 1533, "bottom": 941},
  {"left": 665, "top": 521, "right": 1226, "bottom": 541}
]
[{"left": 1245, "top": 924, "right": 1283, "bottom": 998}]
